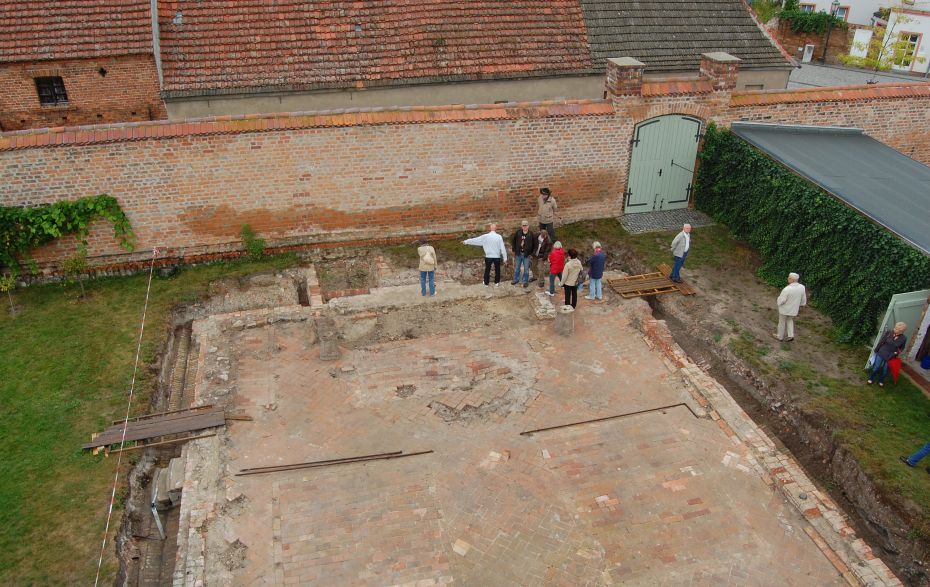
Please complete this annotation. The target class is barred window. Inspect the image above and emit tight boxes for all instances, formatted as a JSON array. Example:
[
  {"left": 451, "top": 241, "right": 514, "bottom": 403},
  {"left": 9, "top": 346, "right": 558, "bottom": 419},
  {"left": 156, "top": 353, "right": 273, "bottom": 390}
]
[{"left": 35, "top": 76, "right": 68, "bottom": 105}]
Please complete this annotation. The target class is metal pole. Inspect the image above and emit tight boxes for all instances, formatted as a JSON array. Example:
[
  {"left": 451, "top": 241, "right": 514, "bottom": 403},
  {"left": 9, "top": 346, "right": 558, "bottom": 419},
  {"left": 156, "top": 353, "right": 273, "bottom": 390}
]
[{"left": 819, "top": 21, "right": 835, "bottom": 64}]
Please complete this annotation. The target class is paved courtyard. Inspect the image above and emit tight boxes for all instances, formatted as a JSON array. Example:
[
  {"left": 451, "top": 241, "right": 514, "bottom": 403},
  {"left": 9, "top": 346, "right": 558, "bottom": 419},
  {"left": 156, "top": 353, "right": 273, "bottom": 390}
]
[
  {"left": 174, "top": 289, "right": 853, "bottom": 586},
  {"left": 788, "top": 62, "right": 924, "bottom": 89}
]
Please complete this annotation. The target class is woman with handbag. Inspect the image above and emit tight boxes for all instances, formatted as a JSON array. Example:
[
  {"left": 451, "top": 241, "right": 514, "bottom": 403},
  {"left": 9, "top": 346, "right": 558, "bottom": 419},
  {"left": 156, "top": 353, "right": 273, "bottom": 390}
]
[{"left": 868, "top": 321, "right": 908, "bottom": 387}]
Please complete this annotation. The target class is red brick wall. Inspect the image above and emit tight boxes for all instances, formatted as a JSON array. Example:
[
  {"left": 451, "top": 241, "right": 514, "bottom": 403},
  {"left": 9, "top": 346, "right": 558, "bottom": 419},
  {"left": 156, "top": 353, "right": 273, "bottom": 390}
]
[
  {"left": 0, "top": 102, "right": 630, "bottom": 270},
  {"left": 726, "top": 90, "right": 930, "bottom": 164},
  {"left": 0, "top": 55, "right": 167, "bottom": 131},
  {"left": 2, "top": 83, "right": 930, "bottom": 272},
  {"left": 770, "top": 21, "right": 857, "bottom": 65}
]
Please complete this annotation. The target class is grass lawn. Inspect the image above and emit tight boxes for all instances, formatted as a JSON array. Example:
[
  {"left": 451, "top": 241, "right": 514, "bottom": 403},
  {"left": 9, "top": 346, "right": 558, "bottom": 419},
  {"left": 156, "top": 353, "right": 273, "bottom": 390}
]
[{"left": 0, "top": 254, "right": 298, "bottom": 585}]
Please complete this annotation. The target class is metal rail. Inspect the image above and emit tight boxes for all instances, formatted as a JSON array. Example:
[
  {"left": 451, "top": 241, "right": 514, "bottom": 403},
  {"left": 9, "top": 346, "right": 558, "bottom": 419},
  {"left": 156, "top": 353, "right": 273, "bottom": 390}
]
[{"left": 519, "top": 402, "right": 700, "bottom": 436}]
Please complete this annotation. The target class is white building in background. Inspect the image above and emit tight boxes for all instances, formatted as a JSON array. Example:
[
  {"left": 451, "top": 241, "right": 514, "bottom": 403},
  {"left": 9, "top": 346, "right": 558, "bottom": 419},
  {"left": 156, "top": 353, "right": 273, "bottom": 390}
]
[
  {"left": 794, "top": 0, "right": 884, "bottom": 26},
  {"left": 883, "top": 7, "right": 930, "bottom": 74}
]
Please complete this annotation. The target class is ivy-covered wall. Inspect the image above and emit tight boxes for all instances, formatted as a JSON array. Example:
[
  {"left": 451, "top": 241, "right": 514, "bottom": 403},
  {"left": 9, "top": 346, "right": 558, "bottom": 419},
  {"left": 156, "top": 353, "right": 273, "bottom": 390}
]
[{"left": 694, "top": 124, "right": 930, "bottom": 342}]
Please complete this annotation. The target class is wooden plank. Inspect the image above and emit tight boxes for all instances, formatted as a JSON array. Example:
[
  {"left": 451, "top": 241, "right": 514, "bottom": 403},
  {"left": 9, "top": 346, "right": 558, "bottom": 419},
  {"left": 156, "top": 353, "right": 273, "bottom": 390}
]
[
  {"left": 612, "top": 280, "right": 672, "bottom": 292},
  {"left": 100, "top": 407, "right": 224, "bottom": 433},
  {"left": 111, "top": 404, "right": 214, "bottom": 426},
  {"left": 108, "top": 433, "right": 217, "bottom": 454},
  {"left": 656, "top": 263, "right": 696, "bottom": 296},
  {"left": 93, "top": 411, "right": 225, "bottom": 441},
  {"left": 83, "top": 409, "right": 226, "bottom": 449}
]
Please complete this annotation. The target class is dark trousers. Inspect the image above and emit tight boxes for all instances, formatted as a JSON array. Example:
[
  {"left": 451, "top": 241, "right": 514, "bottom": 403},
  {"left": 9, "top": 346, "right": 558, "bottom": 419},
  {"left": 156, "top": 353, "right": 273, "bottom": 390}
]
[
  {"left": 539, "top": 222, "right": 556, "bottom": 241},
  {"left": 563, "top": 285, "right": 578, "bottom": 308},
  {"left": 483, "top": 257, "right": 502, "bottom": 285}
]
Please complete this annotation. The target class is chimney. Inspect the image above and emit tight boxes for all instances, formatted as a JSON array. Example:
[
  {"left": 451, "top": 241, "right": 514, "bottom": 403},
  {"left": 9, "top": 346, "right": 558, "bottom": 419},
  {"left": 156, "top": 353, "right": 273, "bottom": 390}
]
[
  {"left": 700, "top": 52, "right": 741, "bottom": 91},
  {"left": 606, "top": 57, "right": 646, "bottom": 97}
]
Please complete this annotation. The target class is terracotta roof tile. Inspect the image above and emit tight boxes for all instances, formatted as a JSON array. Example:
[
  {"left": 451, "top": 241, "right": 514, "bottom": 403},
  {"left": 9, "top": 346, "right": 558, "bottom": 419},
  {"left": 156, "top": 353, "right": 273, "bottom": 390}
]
[
  {"left": 642, "top": 80, "right": 714, "bottom": 96},
  {"left": 0, "top": 99, "right": 614, "bottom": 150},
  {"left": 731, "top": 82, "right": 930, "bottom": 106},
  {"left": 0, "top": 1, "right": 152, "bottom": 62},
  {"left": 158, "top": 1, "right": 593, "bottom": 96}
]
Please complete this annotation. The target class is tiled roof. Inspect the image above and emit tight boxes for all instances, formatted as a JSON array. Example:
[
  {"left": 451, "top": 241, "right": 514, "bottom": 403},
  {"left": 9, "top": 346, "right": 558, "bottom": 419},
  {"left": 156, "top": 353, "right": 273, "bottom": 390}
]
[
  {"left": 731, "top": 82, "right": 930, "bottom": 106},
  {"left": 579, "top": 0, "right": 791, "bottom": 72},
  {"left": 0, "top": 100, "right": 615, "bottom": 150},
  {"left": 0, "top": 1, "right": 153, "bottom": 63},
  {"left": 157, "top": 1, "right": 594, "bottom": 96}
]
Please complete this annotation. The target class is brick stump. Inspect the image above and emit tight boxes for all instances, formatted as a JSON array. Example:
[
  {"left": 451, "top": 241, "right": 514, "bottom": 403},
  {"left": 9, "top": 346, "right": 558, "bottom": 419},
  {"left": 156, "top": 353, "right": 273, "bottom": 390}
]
[{"left": 555, "top": 305, "right": 575, "bottom": 336}]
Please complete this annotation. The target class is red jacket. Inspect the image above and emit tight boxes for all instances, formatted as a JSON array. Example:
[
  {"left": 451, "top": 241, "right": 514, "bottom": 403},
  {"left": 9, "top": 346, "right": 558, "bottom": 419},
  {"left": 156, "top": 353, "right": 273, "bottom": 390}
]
[{"left": 548, "top": 248, "right": 565, "bottom": 275}]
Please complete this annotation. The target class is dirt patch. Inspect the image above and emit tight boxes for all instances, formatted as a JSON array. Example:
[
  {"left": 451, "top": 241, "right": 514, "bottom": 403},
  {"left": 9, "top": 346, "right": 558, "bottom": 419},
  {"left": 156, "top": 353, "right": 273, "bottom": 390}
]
[
  {"left": 605, "top": 237, "right": 930, "bottom": 585},
  {"left": 219, "top": 540, "right": 248, "bottom": 572}
]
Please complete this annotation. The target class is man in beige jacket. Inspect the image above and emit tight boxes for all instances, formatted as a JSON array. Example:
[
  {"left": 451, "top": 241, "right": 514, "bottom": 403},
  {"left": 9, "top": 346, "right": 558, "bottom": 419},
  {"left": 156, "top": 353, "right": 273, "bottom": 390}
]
[
  {"left": 537, "top": 188, "right": 558, "bottom": 241},
  {"left": 774, "top": 272, "right": 807, "bottom": 341}
]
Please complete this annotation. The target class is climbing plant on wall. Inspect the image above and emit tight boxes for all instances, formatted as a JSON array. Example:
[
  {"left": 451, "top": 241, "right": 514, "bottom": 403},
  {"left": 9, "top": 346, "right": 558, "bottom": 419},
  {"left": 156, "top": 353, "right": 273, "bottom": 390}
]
[
  {"left": 0, "top": 195, "right": 134, "bottom": 278},
  {"left": 694, "top": 124, "right": 930, "bottom": 342}
]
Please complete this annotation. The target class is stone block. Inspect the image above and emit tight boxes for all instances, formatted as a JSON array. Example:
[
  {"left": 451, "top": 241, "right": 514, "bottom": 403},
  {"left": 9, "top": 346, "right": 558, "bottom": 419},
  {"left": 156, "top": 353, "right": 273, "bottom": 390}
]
[
  {"left": 555, "top": 305, "right": 575, "bottom": 336},
  {"left": 167, "top": 456, "right": 186, "bottom": 505}
]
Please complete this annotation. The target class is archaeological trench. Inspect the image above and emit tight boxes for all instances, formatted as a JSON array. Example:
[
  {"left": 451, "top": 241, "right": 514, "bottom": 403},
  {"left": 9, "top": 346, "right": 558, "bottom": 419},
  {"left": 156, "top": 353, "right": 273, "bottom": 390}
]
[{"left": 112, "top": 248, "right": 926, "bottom": 586}]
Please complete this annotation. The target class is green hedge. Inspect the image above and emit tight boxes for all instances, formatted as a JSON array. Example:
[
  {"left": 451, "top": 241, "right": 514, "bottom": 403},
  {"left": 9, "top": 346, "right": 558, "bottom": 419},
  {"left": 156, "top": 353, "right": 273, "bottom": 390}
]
[{"left": 694, "top": 124, "right": 930, "bottom": 342}]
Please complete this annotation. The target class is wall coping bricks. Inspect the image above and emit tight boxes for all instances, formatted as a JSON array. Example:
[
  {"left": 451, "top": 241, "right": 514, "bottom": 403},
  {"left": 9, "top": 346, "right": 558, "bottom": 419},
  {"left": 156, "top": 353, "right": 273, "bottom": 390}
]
[
  {"left": 0, "top": 99, "right": 615, "bottom": 151},
  {"left": 731, "top": 81, "right": 930, "bottom": 106}
]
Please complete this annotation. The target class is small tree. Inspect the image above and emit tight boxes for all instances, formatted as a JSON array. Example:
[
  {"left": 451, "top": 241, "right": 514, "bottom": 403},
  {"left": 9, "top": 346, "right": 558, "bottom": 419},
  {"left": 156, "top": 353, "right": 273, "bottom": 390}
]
[
  {"left": 62, "top": 247, "right": 89, "bottom": 299},
  {"left": 841, "top": 9, "right": 927, "bottom": 77},
  {"left": 0, "top": 275, "right": 16, "bottom": 314}
]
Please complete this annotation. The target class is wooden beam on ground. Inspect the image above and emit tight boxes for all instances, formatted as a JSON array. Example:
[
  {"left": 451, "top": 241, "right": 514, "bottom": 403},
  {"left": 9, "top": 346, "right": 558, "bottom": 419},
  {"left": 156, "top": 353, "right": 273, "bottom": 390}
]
[{"left": 108, "top": 432, "right": 217, "bottom": 454}]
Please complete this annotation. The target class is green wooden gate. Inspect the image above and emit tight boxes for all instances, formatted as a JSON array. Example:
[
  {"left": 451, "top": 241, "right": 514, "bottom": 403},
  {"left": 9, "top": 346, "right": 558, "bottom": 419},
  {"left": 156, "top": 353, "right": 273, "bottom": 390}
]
[
  {"left": 624, "top": 115, "right": 703, "bottom": 213},
  {"left": 869, "top": 289, "right": 930, "bottom": 365}
]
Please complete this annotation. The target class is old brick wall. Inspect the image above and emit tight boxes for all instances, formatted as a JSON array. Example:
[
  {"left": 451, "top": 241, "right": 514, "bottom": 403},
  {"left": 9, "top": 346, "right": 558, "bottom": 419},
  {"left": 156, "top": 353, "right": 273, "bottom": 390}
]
[
  {"left": 0, "top": 55, "right": 167, "bottom": 132},
  {"left": 2, "top": 80, "right": 930, "bottom": 272},
  {"left": 769, "top": 21, "right": 858, "bottom": 65},
  {"left": 726, "top": 87, "right": 930, "bottom": 164},
  {"left": 0, "top": 102, "right": 630, "bottom": 268}
]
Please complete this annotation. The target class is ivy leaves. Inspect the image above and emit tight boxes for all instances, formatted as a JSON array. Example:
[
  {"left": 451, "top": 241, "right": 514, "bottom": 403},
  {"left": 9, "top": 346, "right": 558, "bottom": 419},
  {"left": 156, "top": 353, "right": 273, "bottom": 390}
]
[
  {"left": 695, "top": 124, "right": 930, "bottom": 342},
  {"left": 0, "top": 195, "right": 134, "bottom": 279}
]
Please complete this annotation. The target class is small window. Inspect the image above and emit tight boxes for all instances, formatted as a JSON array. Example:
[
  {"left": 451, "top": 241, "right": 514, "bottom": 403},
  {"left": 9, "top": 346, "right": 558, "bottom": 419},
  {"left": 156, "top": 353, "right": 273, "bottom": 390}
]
[
  {"left": 35, "top": 76, "right": 68, "bottom": 105},
  {"left": 834, "top": 6, "right": 849, "bottom": 20},
  {"left": 800, "top": 3, "right": 816, "bottom": 12},
  {"left": 893, "top": 32, "right": 921, "bottom": 67}
]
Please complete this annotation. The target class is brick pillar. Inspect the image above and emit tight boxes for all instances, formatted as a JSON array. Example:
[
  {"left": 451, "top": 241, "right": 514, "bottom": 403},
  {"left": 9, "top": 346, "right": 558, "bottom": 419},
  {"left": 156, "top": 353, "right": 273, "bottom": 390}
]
[
  {"left": 699, "top": 52, "right": 741, "bottom": 91},
  {"left": 606, "top": 57, "right": 646, "bottom": 97}
]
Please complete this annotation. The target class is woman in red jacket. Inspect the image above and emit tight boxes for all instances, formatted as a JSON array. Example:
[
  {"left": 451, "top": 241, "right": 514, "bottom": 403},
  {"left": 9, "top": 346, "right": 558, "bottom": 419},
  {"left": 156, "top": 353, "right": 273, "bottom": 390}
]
[{"left": 547, "top": 241, "right": 565, "bottom": 297}]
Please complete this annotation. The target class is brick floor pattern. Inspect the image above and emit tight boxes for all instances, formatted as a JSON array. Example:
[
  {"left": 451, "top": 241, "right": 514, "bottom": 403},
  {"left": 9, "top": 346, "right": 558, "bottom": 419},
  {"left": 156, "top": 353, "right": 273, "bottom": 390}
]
[{"left": 184, "top": 301, "right": 856, "bottom": 586}]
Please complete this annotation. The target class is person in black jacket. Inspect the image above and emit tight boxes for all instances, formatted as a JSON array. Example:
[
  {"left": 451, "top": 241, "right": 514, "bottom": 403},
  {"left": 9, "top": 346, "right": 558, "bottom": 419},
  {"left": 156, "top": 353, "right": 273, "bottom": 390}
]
[
  {"left": 531, "top": 229, "right": 552, "bottom": 288},
  {"left": 510, "top": 220, "right": 536, "bottom": 288},
  {"left": 868, "top": 322, "right": 908, "bottom": 387}
]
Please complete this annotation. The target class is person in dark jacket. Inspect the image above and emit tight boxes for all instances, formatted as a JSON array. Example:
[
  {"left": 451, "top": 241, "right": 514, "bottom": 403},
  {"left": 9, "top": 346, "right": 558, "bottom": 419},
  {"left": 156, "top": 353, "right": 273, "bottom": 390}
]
[
  {"left": 868, "top": 321, "right": 908, "bottom": 387},
  {"left": 531, "top": 230, "right": 552, "bottom": 288},
  {"left": 584, "top": 241, "right": 606, "bottom": 302},
  {"left": 510, "top": 220, "right": 536, "bottom": 288}
]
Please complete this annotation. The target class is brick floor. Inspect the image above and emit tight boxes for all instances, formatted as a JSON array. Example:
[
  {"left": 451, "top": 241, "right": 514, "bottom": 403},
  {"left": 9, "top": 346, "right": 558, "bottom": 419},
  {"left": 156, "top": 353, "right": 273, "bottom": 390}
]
[{"left": 186, "top": 299, "right": 848, "bottom": 585}]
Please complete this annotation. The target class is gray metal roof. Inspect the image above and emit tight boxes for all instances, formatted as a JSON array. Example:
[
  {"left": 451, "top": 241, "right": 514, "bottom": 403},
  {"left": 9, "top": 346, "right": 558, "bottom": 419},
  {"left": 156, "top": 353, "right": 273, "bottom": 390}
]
[
  {"left": 579, "top": 0, "right": 792, "bottom": 72},
  {"left": 731, "top": 122, "right": 930, "bottom": 255}
]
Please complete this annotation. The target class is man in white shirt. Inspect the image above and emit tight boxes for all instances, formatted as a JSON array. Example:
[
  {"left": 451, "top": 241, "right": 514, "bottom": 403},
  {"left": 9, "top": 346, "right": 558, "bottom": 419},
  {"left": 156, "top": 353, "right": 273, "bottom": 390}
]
[
  {"left": 669, "top": 223, "right": 691, "bottom": 283},
  {"left": 773, "top": 272, "right": 807, "bottom": 342},
  {"left": 463, "top": 223, "right": 508, "bottom": 286}
]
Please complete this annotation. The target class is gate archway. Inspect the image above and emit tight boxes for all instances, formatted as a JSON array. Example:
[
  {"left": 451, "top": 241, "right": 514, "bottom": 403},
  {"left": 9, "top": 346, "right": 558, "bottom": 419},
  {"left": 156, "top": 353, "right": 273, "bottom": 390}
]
[{"left": 624, "top": 115, "right": 703, "bottom": 213}]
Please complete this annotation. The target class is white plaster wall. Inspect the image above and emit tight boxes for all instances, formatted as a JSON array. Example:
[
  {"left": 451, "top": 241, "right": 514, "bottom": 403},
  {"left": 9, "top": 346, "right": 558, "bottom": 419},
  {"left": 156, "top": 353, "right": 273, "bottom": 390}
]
[{"left": 884, "top": 9, "right": 930, "bottom": 74}]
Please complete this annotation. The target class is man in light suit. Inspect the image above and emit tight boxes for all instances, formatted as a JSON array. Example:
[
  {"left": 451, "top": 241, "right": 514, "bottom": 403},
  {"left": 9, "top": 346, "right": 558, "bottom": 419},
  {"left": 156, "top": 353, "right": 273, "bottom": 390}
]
[
  {"left": 669, "top": 223, "right": 691, "bottom": 283},
  {"left": 773, "top": 272, "right": 807, "bottom": 342}
]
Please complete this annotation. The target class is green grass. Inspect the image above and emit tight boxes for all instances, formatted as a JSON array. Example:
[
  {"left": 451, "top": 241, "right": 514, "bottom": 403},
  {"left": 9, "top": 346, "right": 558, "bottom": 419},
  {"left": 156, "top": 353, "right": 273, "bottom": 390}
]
[
  {"left": 806, "top": 368, "right": 930, "bottom": 531},
  {"left": 0, "top": 254, "right": 298, "bottom": 584}
]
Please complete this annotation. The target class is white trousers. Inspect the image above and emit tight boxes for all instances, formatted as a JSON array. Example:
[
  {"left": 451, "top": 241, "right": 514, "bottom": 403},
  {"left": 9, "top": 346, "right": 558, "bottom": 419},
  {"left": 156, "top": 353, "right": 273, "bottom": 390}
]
[{"left": 777, "top": 313, "right": 795, "bottom": 340}]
